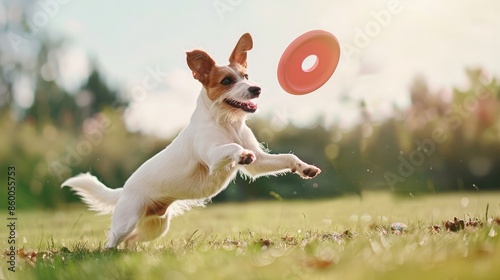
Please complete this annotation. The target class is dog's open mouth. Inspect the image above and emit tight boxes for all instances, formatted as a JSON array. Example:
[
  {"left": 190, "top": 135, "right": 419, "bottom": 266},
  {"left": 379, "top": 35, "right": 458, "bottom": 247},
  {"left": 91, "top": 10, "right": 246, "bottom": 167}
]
[{"left": 224, "top": 98, "right": 258, "bottom": 113}]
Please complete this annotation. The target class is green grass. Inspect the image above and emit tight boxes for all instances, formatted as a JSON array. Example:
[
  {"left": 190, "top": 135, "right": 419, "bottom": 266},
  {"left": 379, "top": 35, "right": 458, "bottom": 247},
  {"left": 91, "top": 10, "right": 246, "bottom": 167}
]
[{"left": 2, "top": 192, "right": 500, "bottom": 280}]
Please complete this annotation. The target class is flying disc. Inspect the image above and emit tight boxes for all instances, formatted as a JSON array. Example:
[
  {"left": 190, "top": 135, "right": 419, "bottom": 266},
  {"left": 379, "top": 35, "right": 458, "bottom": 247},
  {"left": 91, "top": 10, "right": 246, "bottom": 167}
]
[{"left": 277, "top": 30, "right": 340, "bottom": 95}]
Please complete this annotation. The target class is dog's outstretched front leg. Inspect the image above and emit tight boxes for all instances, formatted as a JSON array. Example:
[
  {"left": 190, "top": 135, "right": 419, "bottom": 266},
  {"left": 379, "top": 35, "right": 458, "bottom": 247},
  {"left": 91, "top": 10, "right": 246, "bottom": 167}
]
[
  {"left": 242, "top": 152, "right": 321, "bottom": 179},
  {"left": 204, "top": 143, "right": 255, "bottom": 173},
  {"left": 239, "top": 126, "right": 320, "bottom": 179}
]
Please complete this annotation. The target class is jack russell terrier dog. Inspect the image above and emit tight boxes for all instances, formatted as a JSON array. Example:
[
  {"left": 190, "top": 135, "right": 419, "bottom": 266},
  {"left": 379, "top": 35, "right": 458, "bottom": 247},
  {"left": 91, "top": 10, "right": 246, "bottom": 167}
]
[{"left": 62, "top": 33, "right": 321, "bottom": 248}]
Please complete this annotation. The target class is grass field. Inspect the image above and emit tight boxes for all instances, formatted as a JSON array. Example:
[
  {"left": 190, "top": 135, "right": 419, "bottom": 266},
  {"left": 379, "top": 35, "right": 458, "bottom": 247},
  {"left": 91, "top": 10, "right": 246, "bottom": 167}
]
[{"left": 2, "top": 192, "right": 500, "bottom": 280}]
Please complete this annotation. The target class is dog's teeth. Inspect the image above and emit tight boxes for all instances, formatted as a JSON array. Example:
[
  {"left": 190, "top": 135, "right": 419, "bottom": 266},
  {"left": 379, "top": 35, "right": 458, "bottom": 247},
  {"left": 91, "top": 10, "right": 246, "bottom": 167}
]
[{"left": 224, "top": 98, "right": 256, "bottom": 112}]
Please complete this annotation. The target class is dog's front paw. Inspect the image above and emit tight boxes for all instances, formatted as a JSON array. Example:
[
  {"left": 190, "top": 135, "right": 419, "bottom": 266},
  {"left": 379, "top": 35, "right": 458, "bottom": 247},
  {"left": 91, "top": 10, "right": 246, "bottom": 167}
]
[
  {"left": 293, "top": 163, "right": 321, "bottom": 179},
  {"left": 302, "top": 166, "right": 321, "bottom": 178},
  {"left": 238, "top": 150, "right": 256, "bottom": 165}
]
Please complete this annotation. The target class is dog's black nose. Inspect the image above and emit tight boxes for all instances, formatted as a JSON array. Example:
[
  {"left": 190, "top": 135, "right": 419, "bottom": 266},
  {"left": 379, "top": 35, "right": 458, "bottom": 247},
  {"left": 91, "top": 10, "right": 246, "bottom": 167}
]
[{"left": 248, "top": 86, "right": 261, "bottom": 97}]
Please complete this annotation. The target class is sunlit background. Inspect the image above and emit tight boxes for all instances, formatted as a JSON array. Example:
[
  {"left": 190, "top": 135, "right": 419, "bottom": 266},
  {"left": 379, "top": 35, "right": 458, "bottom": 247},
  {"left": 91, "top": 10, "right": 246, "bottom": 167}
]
[{"left": 1, "top": 0, "right": 500, "bottom": 209}]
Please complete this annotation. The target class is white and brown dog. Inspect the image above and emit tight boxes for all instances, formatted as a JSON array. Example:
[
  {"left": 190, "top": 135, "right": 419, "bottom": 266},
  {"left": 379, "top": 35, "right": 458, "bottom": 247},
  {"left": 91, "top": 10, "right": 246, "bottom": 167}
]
[{"left": 62, "top": 33, "right": 321, "bottom": 248}]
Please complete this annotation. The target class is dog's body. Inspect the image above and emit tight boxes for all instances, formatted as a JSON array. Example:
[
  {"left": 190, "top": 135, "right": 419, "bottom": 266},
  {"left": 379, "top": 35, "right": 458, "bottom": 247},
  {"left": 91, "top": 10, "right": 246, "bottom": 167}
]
[{"left": 62, "top": 33, "right": 320, "bottom": 248}]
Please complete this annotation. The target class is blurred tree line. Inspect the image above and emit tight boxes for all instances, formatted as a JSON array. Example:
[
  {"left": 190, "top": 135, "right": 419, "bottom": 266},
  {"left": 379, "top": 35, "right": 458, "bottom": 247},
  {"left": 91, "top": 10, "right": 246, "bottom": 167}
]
[
  {"left": 1, "top": 2, "right": 500, "bottom": 210},
  {"left": 1, "top": 65, "right": 499, "bottom": 210}
]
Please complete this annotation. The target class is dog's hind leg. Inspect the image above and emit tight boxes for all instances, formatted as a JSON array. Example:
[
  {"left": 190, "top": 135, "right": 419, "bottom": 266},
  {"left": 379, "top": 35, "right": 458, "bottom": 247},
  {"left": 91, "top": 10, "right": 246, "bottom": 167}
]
[
  {"left": 106, "top": 197, "right": 143, "bottom": 248},
  {"left": 123, "top": 212, "right": 172, "bottom": 248},
  {"left": 123, "top": 197, "right": 175, "bottom": 247}
]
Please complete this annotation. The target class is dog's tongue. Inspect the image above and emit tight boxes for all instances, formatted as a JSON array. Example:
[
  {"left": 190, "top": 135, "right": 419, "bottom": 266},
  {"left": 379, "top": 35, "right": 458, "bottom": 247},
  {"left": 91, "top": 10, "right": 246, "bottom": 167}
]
[{"left": 243, "top": 101, "right": 257, "bottom": 110}]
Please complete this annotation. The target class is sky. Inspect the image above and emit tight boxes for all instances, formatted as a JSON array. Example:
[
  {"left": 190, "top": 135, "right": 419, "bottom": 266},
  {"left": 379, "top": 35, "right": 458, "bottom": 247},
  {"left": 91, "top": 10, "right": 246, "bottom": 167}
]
[{"left": 27, "top": 0, "right": 500, "bottom": 138}]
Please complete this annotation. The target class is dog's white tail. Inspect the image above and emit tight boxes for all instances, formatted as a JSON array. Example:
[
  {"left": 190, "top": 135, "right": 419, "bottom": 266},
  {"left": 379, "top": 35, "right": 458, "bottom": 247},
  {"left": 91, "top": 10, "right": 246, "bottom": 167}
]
[{"left": 61, "top": 173, "right": 122, "bottom": 215}]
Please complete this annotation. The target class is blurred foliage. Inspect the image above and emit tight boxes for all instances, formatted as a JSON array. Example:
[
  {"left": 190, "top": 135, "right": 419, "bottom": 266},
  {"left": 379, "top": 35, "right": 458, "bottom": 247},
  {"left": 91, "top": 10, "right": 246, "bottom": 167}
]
[
  {"left": 1, "top": 1, "right": 500, "bottom": 210},
  {"left": 1, "top": 68, "right": 500, "bottom": 210}
]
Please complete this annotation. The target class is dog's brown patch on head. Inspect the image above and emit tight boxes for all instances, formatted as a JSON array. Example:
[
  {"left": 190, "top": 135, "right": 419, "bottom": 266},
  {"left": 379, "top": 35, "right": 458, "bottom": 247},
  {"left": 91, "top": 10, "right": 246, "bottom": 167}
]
[
  {"left": 186, "top": 54, "right": 245, "bottom": 102},
  {"left": 230, "top": 63, "right": 248, "bottom": 78},
  {"left": 187, "top": 33, "right": 253, "bottom": 102},
  {"left": 145, "top": 197, "right": 175, "bottom": 216},
  {"left": 204, "top": 65, "right": 242, "bottom": 101}
]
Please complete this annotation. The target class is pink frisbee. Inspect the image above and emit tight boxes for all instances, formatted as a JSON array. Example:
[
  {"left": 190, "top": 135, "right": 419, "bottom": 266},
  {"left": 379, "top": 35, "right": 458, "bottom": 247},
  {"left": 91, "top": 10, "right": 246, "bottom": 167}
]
[{"left": 277, "top": 30, "right": 340, "bottom": 95}]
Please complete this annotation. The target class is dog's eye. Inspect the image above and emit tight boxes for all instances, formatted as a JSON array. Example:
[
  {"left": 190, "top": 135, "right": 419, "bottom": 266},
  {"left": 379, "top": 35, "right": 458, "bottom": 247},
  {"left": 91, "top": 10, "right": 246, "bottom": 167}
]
[
  {"left": 221, "top": 76, "right": 234, "bottom": 85},
  {"left": 243, "top": 74, "right": 249, "bottom": 80}
]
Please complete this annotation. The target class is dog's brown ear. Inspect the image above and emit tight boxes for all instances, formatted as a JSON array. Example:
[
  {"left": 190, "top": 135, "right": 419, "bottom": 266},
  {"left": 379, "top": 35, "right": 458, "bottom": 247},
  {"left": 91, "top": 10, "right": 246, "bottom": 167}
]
[
  {"left": 186, "top": 50, "right": 216, "bottom": 84},
  {"left": 229, "top": 33, "right": 253, "bottom": 68}
]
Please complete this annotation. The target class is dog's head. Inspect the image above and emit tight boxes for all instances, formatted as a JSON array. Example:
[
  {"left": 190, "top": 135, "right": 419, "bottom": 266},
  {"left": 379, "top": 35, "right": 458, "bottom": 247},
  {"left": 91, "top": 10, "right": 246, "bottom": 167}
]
[{"left": 186, "top": 33, "right": 260, "bottom": 120}]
